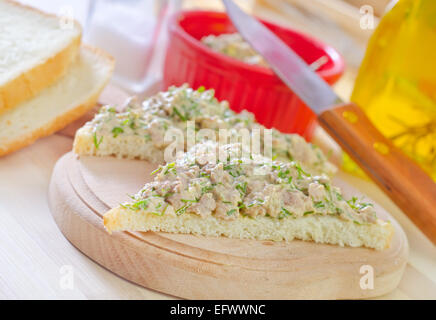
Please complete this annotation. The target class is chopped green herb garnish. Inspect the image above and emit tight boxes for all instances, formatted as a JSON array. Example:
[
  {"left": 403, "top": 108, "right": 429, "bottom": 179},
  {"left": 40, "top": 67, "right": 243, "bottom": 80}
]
[
  {"left": 358, "top": 202, "right": 374, "bottom": 209},
  {"left": 347, "top": 197, "right": 359, "bottom": 209},
  {"left": 224, "top": 164, "right": 241, "bottom": 177},
  {"left": 173, "top": 107, "right": 187, "bottom": 121},
  {"left": 223, "top": 164, "right": 233, "bottom": 171},
  {"left": 111, "top": 127, "right": 124, "bottom": 138},
  {"left": 201, "top": 185, "right": 214, "bottom": 194},
  {"left": 129, "top": 119, "right": 136, "bottom": 129},
  {"left": 161, "top": 204, "right": 168, "bottom": 215},
  {"left": 176, "top": 204, "right": 189, "bottom": 215},
  {"left": 151, "top": 167, "right": 163, "bottom": 175},
  {"left": 295, "top": 163, "right": 310, "bottom": 179},
  {"left": 314, "top": 201, "right": 325, "bottom": 209},
  {"left": 228, "top": 171, "right": 240, "bottom": 178},
  {"left": 278, "top": 169, "right": 290, "bottom": 179},
  {"left": 163, "top": 162, "right": 176, "bottom": 175},
  {"left": 235, "top": 182, "right": 247, "bottom": 196},
  {"left": 281, "top": 207, "right": 292, "bottom": 216},
  {"left": 321, "top": 182, "right": 331, "bottom": 192},
  {"left": 200, "top": 172, "right": 210, "bottom": 179},
  {"left": 227, "top": 209, "right": 237, "bottom": 216},
  {"left": 92, "top": 132, "right": 103, "bottom": 149},
  {"left": 247, "top": 199, "right": 264, "bottom": 207},
  {"left": 127, "top": 199, "right": 149, "bottom": 211},
  {"left": 149, "top": 210, "right": 165, "bottom": 216},
  {"left": 181, "top": 198, "right": 199, "bottom": 203},
  {"left": 163, "top": 191, "right": 174, "bottom": 198}
]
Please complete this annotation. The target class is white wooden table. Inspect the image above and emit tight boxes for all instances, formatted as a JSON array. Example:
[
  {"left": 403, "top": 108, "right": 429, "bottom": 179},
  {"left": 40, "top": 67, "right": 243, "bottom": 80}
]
[
  {"left": 1, "top": 0, "right": 435, "bottom": 300},
  {"left": 1, "top": 113, "right": 435, "bottom": 299}
]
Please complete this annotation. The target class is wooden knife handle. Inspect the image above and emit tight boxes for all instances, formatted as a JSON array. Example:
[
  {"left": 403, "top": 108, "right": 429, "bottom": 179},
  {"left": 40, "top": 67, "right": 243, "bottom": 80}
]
[{"left": 318, "top": 102, "right": 436, "bottom": 245}]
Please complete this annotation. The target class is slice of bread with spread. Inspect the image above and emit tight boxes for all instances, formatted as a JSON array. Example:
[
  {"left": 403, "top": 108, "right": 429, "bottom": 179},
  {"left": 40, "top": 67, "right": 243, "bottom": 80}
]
[
  {"left": 73, "top": 85, "right": 337, "bottom": 177},
  {"left": 0, "top": 45, "right": 114, "bottom": 156},
  {"left": 0, "top": 0, "right": 82, "bottom": 114},
  {"left": 104, "top": 141, "right": 393, "bottom": 250}
]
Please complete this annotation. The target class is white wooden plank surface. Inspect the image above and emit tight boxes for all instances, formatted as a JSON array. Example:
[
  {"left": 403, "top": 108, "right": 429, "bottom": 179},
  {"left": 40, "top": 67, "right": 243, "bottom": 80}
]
[{"left": 0, "top": 135, "right": 173, "bottom": 300}]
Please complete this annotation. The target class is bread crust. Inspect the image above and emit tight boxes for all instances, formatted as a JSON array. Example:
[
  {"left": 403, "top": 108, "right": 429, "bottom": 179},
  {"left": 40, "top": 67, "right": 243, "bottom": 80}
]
[
  {"left": 104, "top": 207, "right": 394, "bottom": 250},
  {"left": 0, "top": 0, "right": 83, "bottom": 114},
  {"left": 0, "top": 45, "right": 114, "bottom": 157},
  {"left": 72, "top": 126, "right": 93, "bottom": 156}
]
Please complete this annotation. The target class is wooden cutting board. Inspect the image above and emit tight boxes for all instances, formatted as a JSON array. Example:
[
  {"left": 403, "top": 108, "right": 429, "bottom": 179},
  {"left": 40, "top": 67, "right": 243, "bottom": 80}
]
[{"left": 48, "top": 151, "right": 408, "bottom": 299}]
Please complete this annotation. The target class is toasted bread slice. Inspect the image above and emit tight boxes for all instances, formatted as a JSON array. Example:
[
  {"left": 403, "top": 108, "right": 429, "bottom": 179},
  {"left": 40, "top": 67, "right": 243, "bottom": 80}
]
[
  {"left": 104, "top": 208, "right": 393, "bottom": 250},
  {"left": 0, "top": 45, "right": 114, "bottom": 156},
  {"left": 73, "top": 85, "right": 337, "bottom": 176},
  {"left": 104, "top": 142, "right": 393, "bottom": 250},
  {"left": 0, "top": 0, "right": 82, "bottom": 114}
]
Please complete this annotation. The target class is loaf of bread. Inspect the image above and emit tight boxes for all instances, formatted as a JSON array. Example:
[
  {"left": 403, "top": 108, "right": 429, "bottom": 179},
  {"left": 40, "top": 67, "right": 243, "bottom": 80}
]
[
  {"left": 0, "top": 0, "right": 82, "bottom": 114},
  {"left": 0, "top": 46, "right": 114, "bottom": 156}
]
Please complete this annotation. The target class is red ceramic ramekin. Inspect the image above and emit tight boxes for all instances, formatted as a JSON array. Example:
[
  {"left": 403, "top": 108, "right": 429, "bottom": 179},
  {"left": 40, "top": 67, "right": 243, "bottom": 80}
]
[{"left": 163, "top": 10, "right": 344, "bottom": 140}]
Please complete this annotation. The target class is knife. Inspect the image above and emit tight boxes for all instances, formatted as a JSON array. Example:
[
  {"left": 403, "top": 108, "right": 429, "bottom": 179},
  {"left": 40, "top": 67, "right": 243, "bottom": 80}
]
[{"left": 223, "top": 0, "right": 436, "bottom": 245}]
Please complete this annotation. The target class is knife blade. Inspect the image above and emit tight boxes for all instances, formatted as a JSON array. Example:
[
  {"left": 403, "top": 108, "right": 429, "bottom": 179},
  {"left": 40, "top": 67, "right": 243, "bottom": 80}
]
[
  {"left": 223, "top": 0, "right": 436, "bottom": 245},
  {"left": 223, "top": 0, "right": 342, "bottom": 114}
]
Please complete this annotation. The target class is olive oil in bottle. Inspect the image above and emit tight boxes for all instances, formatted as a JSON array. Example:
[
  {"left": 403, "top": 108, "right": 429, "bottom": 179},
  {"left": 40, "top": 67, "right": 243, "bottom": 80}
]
[{"left": 351, "top": 0, "right": 436, "bottom": 180}]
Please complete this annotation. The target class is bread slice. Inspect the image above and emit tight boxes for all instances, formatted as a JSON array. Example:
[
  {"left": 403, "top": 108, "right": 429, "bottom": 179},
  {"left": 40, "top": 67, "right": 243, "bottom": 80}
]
[
  {"left": 0, "top": 0, "right": 82, "bottom": 114},
  {"left": 0, "top": 45, "right": 114, "bottom": 156},
  {"left": 104, "top": 142, "right": 393, "bottom": 250},
  {"left": 104, "top": 208, "right": 393, "bottom": 250},
  {"left": 73, "top": 85, "right": 337, "bottom": 176}
]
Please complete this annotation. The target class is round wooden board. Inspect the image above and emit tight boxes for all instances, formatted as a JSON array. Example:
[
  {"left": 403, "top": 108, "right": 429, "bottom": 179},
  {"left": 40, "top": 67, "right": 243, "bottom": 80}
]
[{"left": 48, "top": 152, "right": 408, "bottom": 299}]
